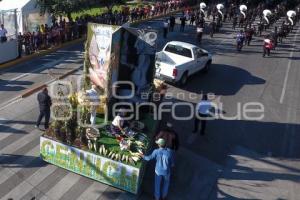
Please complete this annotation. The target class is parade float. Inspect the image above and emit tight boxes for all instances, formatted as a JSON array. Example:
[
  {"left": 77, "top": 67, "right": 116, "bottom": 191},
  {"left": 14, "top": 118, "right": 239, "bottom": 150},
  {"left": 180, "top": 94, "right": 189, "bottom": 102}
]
[{"left": 40, "top": 23, "right": 164, "bottom": 194}]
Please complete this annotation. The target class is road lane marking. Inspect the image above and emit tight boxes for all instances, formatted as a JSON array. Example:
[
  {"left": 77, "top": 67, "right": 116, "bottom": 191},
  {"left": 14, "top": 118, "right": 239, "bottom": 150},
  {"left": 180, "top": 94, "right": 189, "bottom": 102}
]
[
  {"left": 280, "top": 27, "right": 300, "bottom": 104},
  {"left": 0, "top": 145, "right": 40, "bottom": 186},
  {"left": 0, "top": 123, "right": 25, "bottom": 141},
  {"left": 280, "top": 56, "right": 292, "bottom": 104},
  {"left": 0, "top": 96, "right": 22, "bottom": 112},
  {"left": 2, "top": 164, "right": 57, "bottom": 200},
  {"left": 45, "top": 173, "right": 82, "bottom": 200},
  {"left": 77, "top": 181, "right": 109, "bottom": 200},
  {"left": 0, "top": 66, "right": 82, "bottom": 112},
  {"left": 9, "top": 58, "right": 65, "bottom": 82}
]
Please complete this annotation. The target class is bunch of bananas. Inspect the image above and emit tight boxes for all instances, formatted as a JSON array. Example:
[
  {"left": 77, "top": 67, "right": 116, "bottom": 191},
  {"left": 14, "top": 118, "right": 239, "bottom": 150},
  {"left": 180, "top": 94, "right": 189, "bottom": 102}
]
[{"left": 68, "top": 93, "right": 78, "bottom": 107}]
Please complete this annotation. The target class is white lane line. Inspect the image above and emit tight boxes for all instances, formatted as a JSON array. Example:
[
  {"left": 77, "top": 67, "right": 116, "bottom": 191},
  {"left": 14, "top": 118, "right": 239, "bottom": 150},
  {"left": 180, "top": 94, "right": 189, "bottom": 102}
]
[
  {"left": 0, "top": 65, "right": 82, "bottom": 112},
  {"left": 0, "top": 97, "right": 22, "bottom": 112},
  {"left": 0, "top": 145, "right": 40, "bottom": 185},
  {"left": 77, "top": 181, "right": 109, "bottom": 200},
  {"left": 280, "top": 27, "right": 300, "bottom": 104},
  {"left": 9, "top": 58, "right": 65, "bottom": 82},
  {"left": 2, "top": 165, "right": 57, "bottom": 200},
  {"left": 0, "top": 123, "right": 25, "bottom": 141},
  {"left": 280, "top": 56, "right": 293, "bottom": 104},
  {"left": 0, "top": 128, "right": 40, "bottom": 154},
  {"left": 45, "top": 172, "right": 81, "bottom": 200}
]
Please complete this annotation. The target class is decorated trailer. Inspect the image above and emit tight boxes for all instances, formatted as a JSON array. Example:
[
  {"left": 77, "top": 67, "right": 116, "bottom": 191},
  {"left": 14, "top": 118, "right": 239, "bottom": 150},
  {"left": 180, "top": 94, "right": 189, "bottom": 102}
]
[{"left": 40, "top": 23, "right": 163, "bottom": 194}]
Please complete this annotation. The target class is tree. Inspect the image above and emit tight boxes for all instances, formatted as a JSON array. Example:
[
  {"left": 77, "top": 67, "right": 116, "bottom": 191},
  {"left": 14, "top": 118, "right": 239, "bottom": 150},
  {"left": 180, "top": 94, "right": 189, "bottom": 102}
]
[
  {"left": 37, "top": 0, "right": 126, "bottom": 19},
  {"left": 87, "top": 0, "right": 125, "bottom": 12},
  {"left": 101, "top": 0, "right": 124, "bottom": 11},
  {"left": 36, "top": 0, "right": 87, "bottom": 21}
]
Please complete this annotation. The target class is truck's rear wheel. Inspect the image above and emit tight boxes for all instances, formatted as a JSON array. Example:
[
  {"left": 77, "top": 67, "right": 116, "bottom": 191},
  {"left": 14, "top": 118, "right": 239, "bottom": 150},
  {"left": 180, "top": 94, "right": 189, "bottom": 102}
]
[{"left": 178, "top": 72, "right": 188, "bottom": 86}]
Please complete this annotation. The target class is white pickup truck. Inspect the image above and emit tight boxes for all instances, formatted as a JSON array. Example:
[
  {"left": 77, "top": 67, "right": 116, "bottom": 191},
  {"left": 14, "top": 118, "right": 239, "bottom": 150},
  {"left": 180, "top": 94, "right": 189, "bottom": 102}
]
[{"left": 155, "top": 41, "right": 212, "bottom": 85}]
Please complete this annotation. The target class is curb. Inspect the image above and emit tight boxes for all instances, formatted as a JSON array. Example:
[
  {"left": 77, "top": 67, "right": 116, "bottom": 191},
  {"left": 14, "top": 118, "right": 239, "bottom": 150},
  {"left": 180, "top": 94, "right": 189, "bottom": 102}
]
[
  {"left": 0, "top": 7, "right": 194, "bottom": 70},
  {"left": 58, "top": 67, "right": 81, "bottom": 80},
  {"left": 0, "top": 38, "right": 85, "bottom": 70},
  {"left": 19, "top": 67, "right": 81, "bottom": 98},
  {"left": 20, "top": 83, "right": 47, "bottom": 98}
]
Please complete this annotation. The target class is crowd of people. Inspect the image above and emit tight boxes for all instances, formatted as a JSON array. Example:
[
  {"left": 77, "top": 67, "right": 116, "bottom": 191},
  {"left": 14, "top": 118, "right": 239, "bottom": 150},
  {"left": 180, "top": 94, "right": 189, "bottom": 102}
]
[
  {"left": 17, "top": 19, "right": 86, "bottom": 57},
  {"left": 2, "top": 0, "right": 185, "bottom": 58},
  {"left": 30, "top": 1, "right": 300, "bottom": 200},
  {"left": 159, "top": 1, "right": 299, "bottom": 53}
]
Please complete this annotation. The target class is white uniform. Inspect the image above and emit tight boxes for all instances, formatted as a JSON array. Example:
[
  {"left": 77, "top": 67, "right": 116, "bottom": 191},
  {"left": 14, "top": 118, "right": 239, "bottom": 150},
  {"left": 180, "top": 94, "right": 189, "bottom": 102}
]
[
  {"left": 112, "top": 115, "right": 124, "bottom": 127},
  {"left": 86, "top": 88, "right": 99, "bottom": 125}
]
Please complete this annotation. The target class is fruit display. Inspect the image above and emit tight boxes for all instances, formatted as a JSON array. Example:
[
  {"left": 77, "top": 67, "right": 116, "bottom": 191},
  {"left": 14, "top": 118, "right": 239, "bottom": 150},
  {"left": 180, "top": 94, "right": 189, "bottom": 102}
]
[{"left": 95, "top": 127, "right": 150, "bottom": 166}]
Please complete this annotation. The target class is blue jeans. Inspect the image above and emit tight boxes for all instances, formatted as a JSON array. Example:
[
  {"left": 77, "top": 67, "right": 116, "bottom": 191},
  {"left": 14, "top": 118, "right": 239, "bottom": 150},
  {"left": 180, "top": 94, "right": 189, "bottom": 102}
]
[{"left": 154, "top": 173, "right": 170, "bottom": 200}]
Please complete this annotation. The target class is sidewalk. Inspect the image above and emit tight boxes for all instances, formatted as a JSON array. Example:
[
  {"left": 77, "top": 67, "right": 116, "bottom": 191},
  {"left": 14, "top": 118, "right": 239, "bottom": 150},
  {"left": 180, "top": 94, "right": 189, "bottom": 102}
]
[{"left": 0, "top": 5, "right": 192, "bottom": 70}]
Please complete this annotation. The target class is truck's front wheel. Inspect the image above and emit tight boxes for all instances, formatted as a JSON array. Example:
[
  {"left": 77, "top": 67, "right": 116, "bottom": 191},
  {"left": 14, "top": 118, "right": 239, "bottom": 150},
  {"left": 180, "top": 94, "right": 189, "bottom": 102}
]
[{"left": 203, "top": 60, "right": 211, "bottom": 73}]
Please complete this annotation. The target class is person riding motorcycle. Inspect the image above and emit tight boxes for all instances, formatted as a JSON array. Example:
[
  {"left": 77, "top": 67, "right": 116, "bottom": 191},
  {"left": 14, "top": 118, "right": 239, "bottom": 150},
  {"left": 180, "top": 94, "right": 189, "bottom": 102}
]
[
  {"left": 236, "top": 30, "right": 245, "bottom": 51},
  {"left": 263, "top": 36, "right": 274, "bottom": 57}
]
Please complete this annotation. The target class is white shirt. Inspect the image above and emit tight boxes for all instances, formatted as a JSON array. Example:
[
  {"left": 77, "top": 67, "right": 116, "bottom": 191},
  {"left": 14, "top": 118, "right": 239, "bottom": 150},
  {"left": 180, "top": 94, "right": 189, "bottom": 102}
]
[
  {"left": 264, "top": 39, "right": 271, "bottom": 43},
  {"left": 197, "top": 27, "right": 203, "bottom": 33},
  {"left": 163, "top": 22, "right": 169, "bottom": 28},
  {"left": 112, "top": 115, "right": 124, "bottom": 127},
  {"left": 197, "top": 100, "right": 212, "bottom": 115},
  {"left": 86, "top": 88, "right": 99, "bottom": 105},
  {"left": 0, "top": 28, "right": 7, "bottom": 37}
]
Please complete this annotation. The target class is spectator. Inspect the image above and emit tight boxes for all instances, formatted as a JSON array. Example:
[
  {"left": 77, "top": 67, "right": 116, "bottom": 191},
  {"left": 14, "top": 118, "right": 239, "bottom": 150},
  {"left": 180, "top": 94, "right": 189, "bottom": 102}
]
[
  {"left": 17, "top": 32, "right": 23, "bottom": 58},
  {"left": 11, "top": 1, "right": 183, "bottom": 58},
  {"left": 0, "top": 24, "right": 8, "bottom": 42}
]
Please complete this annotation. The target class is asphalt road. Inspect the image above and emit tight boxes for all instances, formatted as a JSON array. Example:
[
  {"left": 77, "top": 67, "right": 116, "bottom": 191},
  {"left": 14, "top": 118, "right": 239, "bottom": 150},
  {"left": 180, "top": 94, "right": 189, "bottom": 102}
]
[
  {"left": 0, "top": 43, "right": 83, "bottom": 108},
  {"left": 0, "top": 13, "right": 300, "bottom": 200}
]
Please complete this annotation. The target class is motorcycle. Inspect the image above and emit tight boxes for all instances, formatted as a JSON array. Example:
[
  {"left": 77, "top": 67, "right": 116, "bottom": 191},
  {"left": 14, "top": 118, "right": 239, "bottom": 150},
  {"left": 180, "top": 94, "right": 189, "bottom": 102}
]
[
  {"left": 263, "top": 39, "right": 274, "bottom": 57},
  {"left": 237, "top": 40, "right": 243, "bottom": 51}
]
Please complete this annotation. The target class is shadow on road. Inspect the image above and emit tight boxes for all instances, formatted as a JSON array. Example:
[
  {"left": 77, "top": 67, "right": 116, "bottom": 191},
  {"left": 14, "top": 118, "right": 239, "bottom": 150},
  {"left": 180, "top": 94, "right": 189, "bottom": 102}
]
[
  {"left": 0, "top": 80, "right": 33, "bottom": 92},
  {"left": 0, "top": 155, "right": 46, "bottom": 168},
  {"left": 0, "top": 125, "right": 28, "bottom": 134},
  {"left": 0, "top": 120, "right": 37, "bottom": 126},
  {"left": 181, "top": 64, "right": 266, "bottom": 96}
]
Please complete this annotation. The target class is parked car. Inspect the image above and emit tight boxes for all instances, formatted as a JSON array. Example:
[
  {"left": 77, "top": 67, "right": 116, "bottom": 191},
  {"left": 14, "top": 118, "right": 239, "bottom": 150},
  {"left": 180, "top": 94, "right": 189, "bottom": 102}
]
[{"left": 155, "top": 41, "right": 212, "bottom": 85}]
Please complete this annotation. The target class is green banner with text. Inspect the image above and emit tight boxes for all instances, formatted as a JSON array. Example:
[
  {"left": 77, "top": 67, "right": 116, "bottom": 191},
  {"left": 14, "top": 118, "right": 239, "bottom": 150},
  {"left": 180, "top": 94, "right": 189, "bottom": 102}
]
[{"left": 40, "top": 136, "right": 140, "bottom": 194}]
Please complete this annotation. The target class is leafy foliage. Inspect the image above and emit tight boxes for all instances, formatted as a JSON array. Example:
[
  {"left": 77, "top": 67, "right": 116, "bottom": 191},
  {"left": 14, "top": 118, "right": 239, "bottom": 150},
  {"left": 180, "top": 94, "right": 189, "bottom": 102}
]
[
  {"left": 37, "top": 0, "right": 89, "bottom": 20},
  {"left": 37, "top": 0, "right": 125, "bottom": 20}
]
